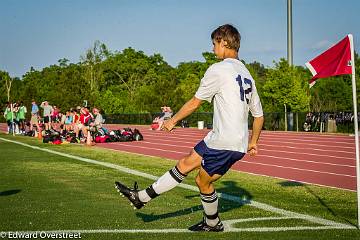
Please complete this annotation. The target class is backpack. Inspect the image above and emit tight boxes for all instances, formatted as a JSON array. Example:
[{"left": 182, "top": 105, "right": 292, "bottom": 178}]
[
  {"left": 151, "top": 122, "right": 159, "bottom": 130},
  {"left": 95, "top": 135, "right": 110, "bottom": 143},
  {"left": 133, "top": 129, "right": 143, "bottom": 141},
  {"left": 51, "top": 137, "right": 62, "bottom": 145},
  {"left": 121, "top": 128, "right": 134, "bottom": 141}
]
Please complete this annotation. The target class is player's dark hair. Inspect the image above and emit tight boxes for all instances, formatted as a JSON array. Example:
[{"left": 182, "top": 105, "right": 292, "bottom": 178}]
[{"left": 211, "top": 24, "right": 241, "bottom": 51}]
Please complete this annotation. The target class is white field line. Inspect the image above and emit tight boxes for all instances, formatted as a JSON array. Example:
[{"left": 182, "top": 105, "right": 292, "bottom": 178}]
[
  {"left": 0, "top": 217, "right": 354, "bottom": 234},
  {"left": 0, "top": 137, "right": 355, "bottom": 230},
  {"left": 0, "top": 226, "right": 355, "bottom": 234}
]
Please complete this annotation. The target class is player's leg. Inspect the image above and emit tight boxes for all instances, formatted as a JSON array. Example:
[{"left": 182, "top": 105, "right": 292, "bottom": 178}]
[
  {"left": 189, "top": 144, "right": 246, "bottom": 232},
  {"left": 44, "top": 116, "right": 49, "bottom": 130},
  {"left": 139, "top": 149, "right": 202, "bottom": 200},
  {"left": 115, "top": 149, "right": 202, "bottom": 209},
  {"left": 189, "top": 167, "right": 224, "bottom": 231}
]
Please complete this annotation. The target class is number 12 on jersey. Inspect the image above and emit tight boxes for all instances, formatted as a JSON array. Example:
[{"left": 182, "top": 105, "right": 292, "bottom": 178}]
[{"left": 235, "top": 75, "right": 252, "bottom": 104}]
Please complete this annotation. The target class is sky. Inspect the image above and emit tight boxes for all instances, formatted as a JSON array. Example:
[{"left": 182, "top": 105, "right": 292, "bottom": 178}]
[{"left": 1, "top": 0, "right": 359, "bottom": 78}]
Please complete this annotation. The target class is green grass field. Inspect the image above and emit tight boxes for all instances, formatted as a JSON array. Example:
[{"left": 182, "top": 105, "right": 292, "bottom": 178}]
[{"left": 0, "top": 133, "right": 360, "bottom": 239}]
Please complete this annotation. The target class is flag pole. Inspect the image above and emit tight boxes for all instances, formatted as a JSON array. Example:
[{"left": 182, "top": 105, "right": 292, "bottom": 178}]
[{"left": 348, "top": 34, "right": 360, "bottom": 229}]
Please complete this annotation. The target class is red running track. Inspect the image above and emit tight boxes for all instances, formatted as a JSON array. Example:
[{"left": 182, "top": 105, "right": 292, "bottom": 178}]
[{"left": 0, "top": 123, "right": 357, "bottom": 191}]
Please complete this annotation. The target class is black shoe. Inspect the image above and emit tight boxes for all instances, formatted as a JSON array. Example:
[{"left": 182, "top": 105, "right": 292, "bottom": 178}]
[
  {"left": 114, "top": 181, "right": 145, "bottom": 209},
  {"left": 188, "top": 218, "right": 224, "bottom": 232}
]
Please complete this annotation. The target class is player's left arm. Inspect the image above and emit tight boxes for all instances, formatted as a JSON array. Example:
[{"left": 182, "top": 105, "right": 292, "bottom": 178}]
[
  {"left": 162, "top": 96, "right": 202, "bottom": 131},
  {"left": 248, "top": 116, "right": 264, "bottom": 156},
  {"left": 248, "top": 80, "right": 264, "bottom": 156}
]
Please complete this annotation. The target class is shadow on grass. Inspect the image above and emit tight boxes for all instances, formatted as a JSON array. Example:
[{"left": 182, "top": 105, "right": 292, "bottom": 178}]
[
  {"left": 0, "top": 189, "right": 21, "bottom": 196},
  {"left": 278, "top": 180, "right": 357, "bottom": 227},
  {"left": 136, "top": 180, "right": 252, "bottom": 222}
]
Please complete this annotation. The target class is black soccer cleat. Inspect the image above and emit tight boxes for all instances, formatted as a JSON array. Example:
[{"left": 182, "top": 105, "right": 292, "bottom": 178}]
[
  {"left": 188, "top": 218, "right": 224, "bottom": 232},
  {"left": 114, "top": 181, "right": 145, "bottom": 209}
]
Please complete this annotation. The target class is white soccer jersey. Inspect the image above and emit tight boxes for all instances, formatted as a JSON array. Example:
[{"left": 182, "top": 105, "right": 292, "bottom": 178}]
[{"left": 195, "top": 58, "right": 263, "bottom": 153}]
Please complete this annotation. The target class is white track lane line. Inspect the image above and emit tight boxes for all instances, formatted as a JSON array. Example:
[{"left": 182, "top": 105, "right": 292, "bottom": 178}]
[
  {"left": 117, "top": 140, "right": 356, "bottom": 163},
  {"left": 143, "top": 132, "right": 356, "bottom": 148},
  {"left": 260, "top": 143, "right": 355, "bottom": 156},
  {"left": 240, "top": 161, "right": 356, "bottom": 178},
  {"left": 144, "top": 131, "right": 355, "bottom": 144},
  {"left": 109, "top": 142, "right": 356, "bottom": 170}
]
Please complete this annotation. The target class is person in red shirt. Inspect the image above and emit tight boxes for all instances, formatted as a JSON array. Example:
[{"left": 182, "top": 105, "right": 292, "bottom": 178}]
[{"left": 78, "top": 107, "right": 94, "bottom": 145}]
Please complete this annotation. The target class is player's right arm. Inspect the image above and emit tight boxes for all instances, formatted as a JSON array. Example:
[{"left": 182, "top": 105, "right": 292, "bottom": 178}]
[
  {"left": 162, "top": 96, "right": 202, "bottom": 131},
  {"left": 162, "top": 64, "right": 219, "bottom": 132}
]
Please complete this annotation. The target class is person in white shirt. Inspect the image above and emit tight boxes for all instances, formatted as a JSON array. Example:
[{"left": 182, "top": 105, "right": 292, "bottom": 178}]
[
  {"left": 40, "top": 101, "right": 53, "bottom": 131},
  {"left": 115, "top": 24, "right": 264, "bottom": 232}
]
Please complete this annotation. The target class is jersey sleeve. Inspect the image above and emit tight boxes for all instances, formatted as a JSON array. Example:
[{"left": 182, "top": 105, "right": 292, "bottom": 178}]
[
  {"left": 195, "top": 65, "right": 220, "bottom": 103},
  {"left": 249, "top": 82, "right": 263, "bottom": 117}
]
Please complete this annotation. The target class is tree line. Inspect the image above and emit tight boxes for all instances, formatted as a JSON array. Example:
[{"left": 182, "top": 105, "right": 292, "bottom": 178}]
[{"left": 1, "top": 41, "right": 359, "bottom": 117}]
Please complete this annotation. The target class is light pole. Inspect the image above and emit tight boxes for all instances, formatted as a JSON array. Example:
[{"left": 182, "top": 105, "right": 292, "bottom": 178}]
[
  {"left": 287, "top": 0, "right": 293, "bottom": 66},
  {"left": 284, "top": 104, "right": 287, "bottom": 131}
]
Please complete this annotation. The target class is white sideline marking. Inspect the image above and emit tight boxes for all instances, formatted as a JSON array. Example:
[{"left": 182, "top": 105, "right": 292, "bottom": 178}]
[
  {"left": 0, "top": 226, "right": 354, "bottom": 234},
  {"left": 0, "top": 217, "right": 355, "bottom": 234},
  {"left": 0, "top": 137, "right": 356, "bottom": 231}
]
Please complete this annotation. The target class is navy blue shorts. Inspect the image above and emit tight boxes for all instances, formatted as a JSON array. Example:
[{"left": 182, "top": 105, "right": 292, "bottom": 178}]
[{"left": 194, "top": 140, "right": 245, "bottom": 176}]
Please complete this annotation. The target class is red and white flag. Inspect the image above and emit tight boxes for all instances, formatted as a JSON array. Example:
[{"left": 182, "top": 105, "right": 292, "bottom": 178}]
[{"left": 305, "top": 35, "right": 353, "bottom": 87}]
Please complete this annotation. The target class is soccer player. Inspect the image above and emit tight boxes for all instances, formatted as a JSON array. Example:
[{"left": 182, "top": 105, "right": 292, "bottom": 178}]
[{"left": 115, "top": 24, "right": 264, "bottom": 232}]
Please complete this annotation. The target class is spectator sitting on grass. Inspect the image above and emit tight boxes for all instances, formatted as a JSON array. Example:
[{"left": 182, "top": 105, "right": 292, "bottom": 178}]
[
  {"left": 75, "top": 107, "right": 94, "bottom": 145},
  {"left": 91, "top": 107, "right": 104, "bottom": 128},
  {"left": 63, "top": 110, "right": 73, "bottom": 132},
  {"left": 151, "top": 106, "right": 174, "bottom": 130}
]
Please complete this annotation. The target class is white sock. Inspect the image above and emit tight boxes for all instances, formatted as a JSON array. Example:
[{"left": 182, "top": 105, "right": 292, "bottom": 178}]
[
  {"left": 201, "top": 191, "right": 220, "bottom": 227},
  {"left": 138, "top": 166, "right": 187, "bottom": 203}
]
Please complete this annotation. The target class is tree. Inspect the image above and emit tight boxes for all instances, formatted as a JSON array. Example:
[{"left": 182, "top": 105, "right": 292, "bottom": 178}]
[
  {"left": 309, "top": 75, "right": 352, "bottom": 112},
  {"left": 262, "top": 59, "right": 310, "bottom": 112},
  {"left": 58, "top": 58, "right": 69, "bottom": 67},
  {"left": 80, "top": 40, "right": 109, "bottom": 98},
  {"left": 0, "top": 71, "right": 13, "bottom": 102}
]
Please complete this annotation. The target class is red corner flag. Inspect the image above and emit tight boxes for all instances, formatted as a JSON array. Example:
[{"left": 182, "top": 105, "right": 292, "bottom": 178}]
[{"left": 305, "top": 35, "right": 353, "bottom": 87}]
